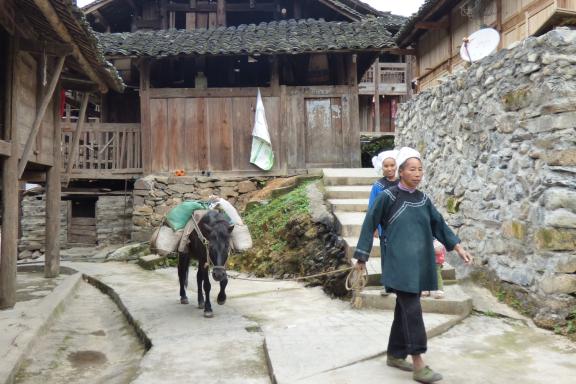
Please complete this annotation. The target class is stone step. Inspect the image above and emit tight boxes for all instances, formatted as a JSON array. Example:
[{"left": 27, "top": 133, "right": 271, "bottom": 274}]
[
  {"left": 322, "top": 168, "right": 379, "bottom": 186},
  {"left": 328, "top": 198, "right": 369, "bottom": 212},
  {"left": 343, "top": 236, "right": 381, "bottom": 258},
  {"left": 360, "top": 284, "right": 473, "bottom": 316},
  {"left": 324, "top": 185, "right": 372, "bottom": 199},
  {"left": 334, "top": 212, "right": 365, "bottom": 237},
  {"left": 362, "top": 261, "right": 457, "bottom": 282}
]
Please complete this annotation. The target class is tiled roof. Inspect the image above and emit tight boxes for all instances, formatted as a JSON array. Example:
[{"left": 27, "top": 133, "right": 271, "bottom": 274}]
[
  {"left": 16, "top": 0, "right": 124, "bottom": 92},
  {"left": 98, "top": 17, "right": 397, "bottom": 58},
  {"left": 396, "top": 0, "right": 451, "bottom": 46}
]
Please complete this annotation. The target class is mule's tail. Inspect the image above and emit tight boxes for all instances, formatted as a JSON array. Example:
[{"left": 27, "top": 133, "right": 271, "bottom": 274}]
[{"left": 177, "top": 253, "right": 189, "bottom": 288}]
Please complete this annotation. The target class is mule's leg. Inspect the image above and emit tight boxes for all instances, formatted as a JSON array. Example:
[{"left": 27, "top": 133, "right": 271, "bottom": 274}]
[
  {"left": 217, "top": 277, "right": 228, "bottom": 305},
  {"left": 203, "top": 268, "right": 213, "bottom": 318},
  {"left": 196, "top": 265, "right": 205, "bottom": 309},
  {"left": 177, "top": 253, "right": 190, "bottom": 304}
]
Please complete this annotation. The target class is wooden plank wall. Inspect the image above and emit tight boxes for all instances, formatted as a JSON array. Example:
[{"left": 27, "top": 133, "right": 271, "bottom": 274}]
[
  {"left": 416, "top": 0, "right": 575, "bottom": 90},
  {"left": 144, "top": 85, "right": 359, "bottom": 173},
  {"left": 14, "top": 51, "right": 56, "bottom": 167}
]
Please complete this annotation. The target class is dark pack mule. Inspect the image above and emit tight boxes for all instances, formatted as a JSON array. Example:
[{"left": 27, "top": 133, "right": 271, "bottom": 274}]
[{"left": 177, "top": 210, "right": 233, "bottom": 318}]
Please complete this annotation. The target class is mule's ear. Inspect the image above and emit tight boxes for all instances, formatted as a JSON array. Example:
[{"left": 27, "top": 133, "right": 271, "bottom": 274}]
[{"left": 228, "top": 224, "right": 235, "bottom": 233}]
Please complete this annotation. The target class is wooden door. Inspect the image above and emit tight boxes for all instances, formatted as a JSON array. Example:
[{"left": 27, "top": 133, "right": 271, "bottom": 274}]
[
  {"left": 68, "top": 198, "right": 97, "bottom": 245},
  {"left": 304, "top": 98, "right": 344, "bottom": 167}
]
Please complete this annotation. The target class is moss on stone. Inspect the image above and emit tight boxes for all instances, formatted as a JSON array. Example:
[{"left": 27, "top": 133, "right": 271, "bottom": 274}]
[
  {"left": 503, "top": 221, "right": 527, "bottom": 240},
  {"left": 501, "top": 87, "right": 532, "bottom": 111},
  {"left": 446, "top": 196, "right": 461, "bottom": 214},
  {"left": 535, "top": 228, "right": 576, "bottom": 251}
]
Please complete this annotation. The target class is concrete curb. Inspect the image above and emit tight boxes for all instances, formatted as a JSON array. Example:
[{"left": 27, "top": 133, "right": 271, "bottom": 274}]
[
  {"left": 0, "top": 272, "right": 82, "bottom": 384},
  {"left": 83, "top": 274, "right": 153, "bottom": 351}
]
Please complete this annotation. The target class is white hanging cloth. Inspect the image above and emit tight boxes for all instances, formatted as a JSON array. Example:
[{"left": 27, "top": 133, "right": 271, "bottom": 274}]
[{"left": 250, "top": 88, "right": 274, "bottom": 171}]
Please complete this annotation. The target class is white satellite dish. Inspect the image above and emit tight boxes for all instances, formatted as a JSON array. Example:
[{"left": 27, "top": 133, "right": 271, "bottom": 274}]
[{"left": 460, "top": 28, "right": 500, "bottom": 62}]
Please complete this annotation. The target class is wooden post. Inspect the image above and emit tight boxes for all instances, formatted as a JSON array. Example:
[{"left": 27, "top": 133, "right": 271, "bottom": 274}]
[
  {"left": 347, "top": 54, "right": 360, "bottom": 167},
  {"left": 63, "top": 92, "right": 89, "bottom": 186},
  {"left": 373, "top": 59, "right": 380, "bottom": 132},
  {"left": 270, "top": 56, "right": 280, "bottom": 96},
  {"left": 217, "top": 0, "right": 226, "bottom": 26},
  {"left": 139, "top": 60, "right": 152, "bottom": 173},
  {"left": 45, "top": 88, "right": 62, "bottom": 278},
  {"left": 18, "top": 55, "right": 65, "bottom": 178},
  {"left": 0, "top": 38, "right": 19, "bottom": 309}
]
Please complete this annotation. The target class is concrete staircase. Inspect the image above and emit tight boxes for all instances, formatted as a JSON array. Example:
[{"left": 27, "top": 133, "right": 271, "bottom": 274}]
[{"left": 322, "top": 168, "right": 472, "bottom": 316}]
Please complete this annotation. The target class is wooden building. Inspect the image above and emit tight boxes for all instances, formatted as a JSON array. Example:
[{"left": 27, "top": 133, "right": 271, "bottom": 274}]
[
  {"left": 0, "top": 0, "right": 123, "bottom": 309},
  {"left": 396, "top": 0, "right": 576, "bottom": 91},
  {"left": 76, "top": 0, "right": 408, "bottom": 179}
]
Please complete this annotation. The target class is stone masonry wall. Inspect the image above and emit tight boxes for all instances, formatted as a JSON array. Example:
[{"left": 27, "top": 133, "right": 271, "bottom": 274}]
[
  {"left": 19, "top": 193, "right": 133, "bottom": 260},
  {"left": 96, "top": 195, "right": 133, "bottom": 245},
  {"left": 396, "top": 29, "right": 576, "bottom": 325},
  {"left": 131, "top": 175, "right": 271, "bottom": 242},
  {"left": 19, "top": 194, "right": 68, "bottom": 260}
]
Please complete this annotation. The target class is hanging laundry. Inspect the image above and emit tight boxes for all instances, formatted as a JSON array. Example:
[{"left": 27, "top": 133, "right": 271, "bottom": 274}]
[{"left": 250, "top": 88, "right": 274, "bottom": 171}]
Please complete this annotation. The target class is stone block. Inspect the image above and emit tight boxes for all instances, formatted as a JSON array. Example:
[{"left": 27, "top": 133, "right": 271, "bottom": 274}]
[
  {"left": 556, "top": 255, "right": 576, "bottom": 273},
  {"left": 219, "top": 186, "right": 238, "bottom": 197},
  {"left": 502, "top": 220, "right": 527, "bottom": 240},
  {"left": 545, "top": 209, "right": 576, "bottom": 229},
  {"left": 237, "top": 180, "right": 257, "bottom": 193},
  {"left": 169, "top": 184, "right": 196, "bottom": 194},
  {"left": 544, "top": 150, "right": 576, "bottom": 166},
  {"left": 545, "top": 189, "right": 576, "bottom": 212},
  {"left": 133, "top": 206, "right": 153, "bottom": 215},
  {"left": 134, "top": 178, "right": 154, "bottom": 190},
  {"left": 535, "top": 228, "right": 576, "bottom": 251},
  {"left": 540, "top": 273, "right": 576, "bottom": 294},
  {"left": 138, "top": 254, "right": 167, "bottom": 270},
  {"left": 154, "top": 205, "right": 171, "bottom": 215}
]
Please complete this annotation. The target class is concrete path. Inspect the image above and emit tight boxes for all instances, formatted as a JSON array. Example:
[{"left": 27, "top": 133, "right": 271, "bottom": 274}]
[{"left": 66, "top": 262, "right": 459, "bottom": 384}]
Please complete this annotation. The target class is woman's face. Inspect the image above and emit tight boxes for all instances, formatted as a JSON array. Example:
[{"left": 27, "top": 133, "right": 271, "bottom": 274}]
[
  {"left": 382, "top": 158, "right": 396, "bottom": 180},
  {"left": 399, "top": 158, "right": 423, "bottom": 189}
]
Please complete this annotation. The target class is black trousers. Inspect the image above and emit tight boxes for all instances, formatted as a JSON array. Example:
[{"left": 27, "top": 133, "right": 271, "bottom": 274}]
[{"left": 387, "top": 291, "right": 427, "bottom": 358}]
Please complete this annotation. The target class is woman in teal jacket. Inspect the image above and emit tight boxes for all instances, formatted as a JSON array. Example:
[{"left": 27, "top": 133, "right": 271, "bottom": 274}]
[{"left": 354, "top": 147, "right": 472, "bottom": 384}]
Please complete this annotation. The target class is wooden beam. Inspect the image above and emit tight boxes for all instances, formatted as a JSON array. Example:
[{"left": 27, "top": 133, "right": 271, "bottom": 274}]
[
  {"left": 226, "top": 3, "right": 276, "bottom": 12},
  {"left": 32, "top": 0, "right": 109, "bottom": 93},
  {"left": 374, "top": 59, "right": 380, "bottom": 133},
  {"left": 63, "top": 92, "right": 90, "bottom": 187},
  {"left": 18, "top": 56, "right": 65, "bottom": 178},
  {"left": 0, "top": 38, "right": 18, "bottom": 309},
  {"left": 397, "top": 0, "right": 452, "bottom": 46},
  {"left": 217, "top": 0, "right": 226, "bottom": 26},
  {"left": 167, "top": 2, "right": 217, "bottom": 12},
  {"left": 45, "top": 89, "right": 62, "bottom": 278},
  {"left": 317, "top": 0, "right": 360, "bottom": 21},
  {"left": 0, "top": 140, "right": 12, "bottom": 157},
  {"left": 415, "top": 20, "right": 449, "bottom": 30},
  {"left": 139, "top": 60, "right": 152, "bottom": 173},
  {"left": 19, "top": 38, "right": 73, "bottom": 57}
]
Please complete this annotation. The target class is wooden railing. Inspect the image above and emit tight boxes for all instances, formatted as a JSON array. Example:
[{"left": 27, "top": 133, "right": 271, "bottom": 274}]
[
  {"left": 61, "top": 123, "right": 143, "bottom": 179},
  {"left": 359, "top": 62, "right": 408, "bottom": 95}
]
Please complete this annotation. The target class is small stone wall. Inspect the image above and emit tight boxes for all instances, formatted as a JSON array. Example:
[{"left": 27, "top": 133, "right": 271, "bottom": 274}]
[
  {"left": 96, "top": 195, "right": 133, "bottom": 245},
  {"left": 131, "top": 175, "right": 271, "bottom": 242},
  {"left": 19, "top": 193, "right": 133, "bottom": 260},
  {"left": 19, "top": 194, "right": 67, "bottom": 260},
  {"left": 396, "top": 28, "right": 576, "bottom": 326}
]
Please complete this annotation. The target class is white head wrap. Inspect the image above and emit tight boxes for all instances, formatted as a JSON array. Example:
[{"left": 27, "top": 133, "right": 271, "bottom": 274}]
[
  {"left": 372, "top": 149, "right": 399, "bottom": 175},
  {"left": 395, "top": 147, "right": 421, "bottom": 179}
]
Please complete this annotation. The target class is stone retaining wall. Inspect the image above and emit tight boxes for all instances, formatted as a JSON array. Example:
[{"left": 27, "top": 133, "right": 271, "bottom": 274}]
[
  {"left": 396, "top": 28, "right": 576, "bottom": 326},
  {"left": 96, "top": 195, "right": 133, "bottom": 245},
  {"left": 131, "top": 175, "right": 272, "bottom": 242},
  {"left": 19, "top": 194, "right": 67, "bottom": 260}
]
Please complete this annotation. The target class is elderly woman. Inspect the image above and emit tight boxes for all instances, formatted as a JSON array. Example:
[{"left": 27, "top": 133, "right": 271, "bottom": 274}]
[
  {"left": 354, "top": 147, "right": 472, "bottom": 384},
  {"left": 370, "top": 149, "right": 399, "bottom": 208}
]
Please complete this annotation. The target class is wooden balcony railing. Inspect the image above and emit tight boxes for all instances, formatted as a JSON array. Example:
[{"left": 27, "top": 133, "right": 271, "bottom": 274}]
[
  {"left": 359, "top": 62, "right": 408, "bottom": 95},
  {"left": 62, "top": 123, "right": 143, "bottom": 179}
]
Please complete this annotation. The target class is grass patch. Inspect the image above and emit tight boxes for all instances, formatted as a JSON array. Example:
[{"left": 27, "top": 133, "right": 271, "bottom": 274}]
[{"left": 243, "top": 181, "right": 310, "bottom": 244}]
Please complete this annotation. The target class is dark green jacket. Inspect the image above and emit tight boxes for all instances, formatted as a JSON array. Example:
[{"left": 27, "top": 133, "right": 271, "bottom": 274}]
[{"left": 354, "top": 187, "right": 460, "bottom": 293}]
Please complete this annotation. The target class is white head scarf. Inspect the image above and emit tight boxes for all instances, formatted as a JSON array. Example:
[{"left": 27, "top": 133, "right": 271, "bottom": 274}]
[
  {"left": 372, "top": 149, "right": 399, "bottom": 175},
  {"left": 395, "top": 147, "right": 421, "bottom": 179}
]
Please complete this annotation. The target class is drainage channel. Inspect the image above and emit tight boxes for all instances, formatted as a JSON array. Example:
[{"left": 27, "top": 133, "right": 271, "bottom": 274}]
[{"left": 15, "top": 279, "right": 147, "bottom": 384}]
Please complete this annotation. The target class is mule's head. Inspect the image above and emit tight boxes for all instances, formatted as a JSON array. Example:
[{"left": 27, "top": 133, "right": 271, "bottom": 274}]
[{"left": 199, "top": 210, "right": 234, "bottom": 282}]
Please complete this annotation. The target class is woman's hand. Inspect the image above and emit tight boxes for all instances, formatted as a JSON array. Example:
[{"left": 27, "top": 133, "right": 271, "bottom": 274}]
[
  {"left": 355, "top": 260, "right": 366, "bottom": 271},
  {"left": 454, "top": 243, "right": 473, "bottom": 265}
]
